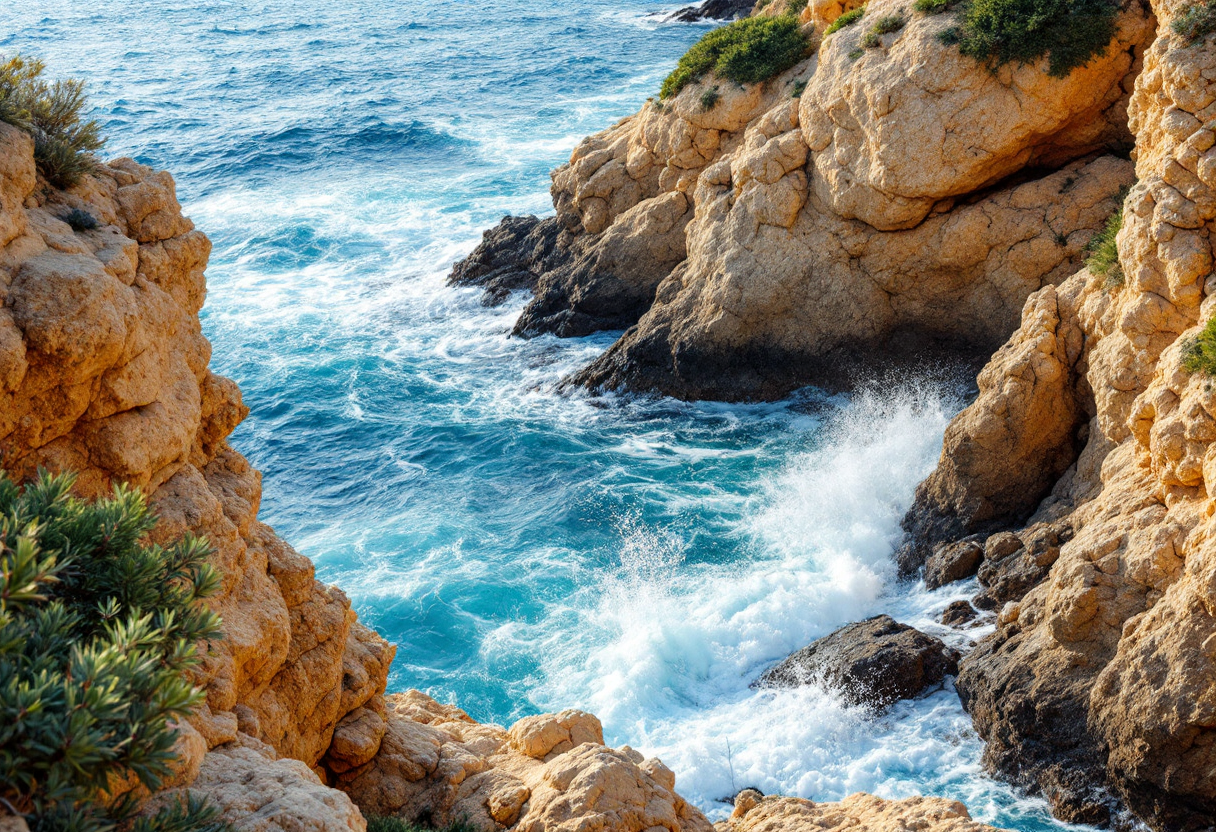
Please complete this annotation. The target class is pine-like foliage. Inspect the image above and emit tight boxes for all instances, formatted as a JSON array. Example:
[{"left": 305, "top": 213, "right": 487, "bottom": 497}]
[
  {"left": 0, "top": 55, "right": 106, "bottom": 189},
  {"left": 0, "top": 470, "right": 230, "bottom": 832},
  {"left": 660, "top": 15, "right": 809, "bottom": 99}
]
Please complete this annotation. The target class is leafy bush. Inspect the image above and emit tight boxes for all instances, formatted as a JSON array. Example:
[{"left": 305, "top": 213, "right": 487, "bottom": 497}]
[
  {"left": 1183, "top": 317, "right": 1216, "bottom": 376},
  {"left": 700, "top": 85, "right": 721, "bottom": 111},
  {"left": 365, "top": 817, "right": 480, "bottom": 832},
  {"left": 1173, "top": 0, "right": 1216, "bottom": 46},
  {"left": 660, "top": 15, "right": 809, "bottom": 98},
  {"left": 863, "top": 13, "right": 905, "bottom": 45},
  {"left": 790, "top": 79, "right": 808, "bottom": 97},
  {"left": 826, "top": 6, "right": 866, "bottom": 34},
  {"left": 1084, "top": 202, "right": 1123, "bottom": 284},
  {"left": 951, "top": 0, "right": 1122, "bottom": 78},
  {"left": 914, "top": 0, "right": 958, "bottom": 13},
  {"left": 60, "top": 207, "right": 98, "bottom": 232},
  {"left": 0, "top": 55, "right": 105, "bottom": 188},
  {"left": 0, "top": 471, "right": 227, "bottom": 832}
]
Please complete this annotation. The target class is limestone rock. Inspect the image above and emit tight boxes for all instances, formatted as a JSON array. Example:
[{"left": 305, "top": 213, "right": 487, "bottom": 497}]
[
  {"left": 940, "top": 601, "right": 978, "bottom": 628},
  {"left": 715, "top": 792, "right": 1000, "bottom": 832},
  {"left": 923, "top": 538, "right": 984, "bottom": 590},
  {"left": 335, "top": 691, "right": 713, "bottom": 832},
  {"left": 150, "top": 737, "right": 366, "bottom": 832},
  {"left": 898, "top": 280, "right": 1091, "bottom": 571},
  {"left": 754, "top": 615, "right": 959, "bottom": 709}
]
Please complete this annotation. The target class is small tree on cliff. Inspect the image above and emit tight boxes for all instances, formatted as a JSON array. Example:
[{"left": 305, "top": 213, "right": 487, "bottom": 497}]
[
  {"left": 0, "top": 470, "right": 230, "bottom": 832},
  {"left": 0, "top": 54, "right": 106, "bottom": 188}
]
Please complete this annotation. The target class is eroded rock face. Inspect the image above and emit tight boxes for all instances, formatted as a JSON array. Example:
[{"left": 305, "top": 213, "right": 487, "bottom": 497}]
[
  {"left": 754, "top": 615, "right": 959, "bottom": 709},
  {"left": 0, "top": 123, "right": 395, "bottom": 830},
  {"left": 906, "top": 3, "right": 1216, "bottom": 827},
  {"left": 453, "top": 0, "right": 1151, "bottom": 400},
  {"left": 716, "top": 791, "right": 999, "bottom": 832},
  {"left": 334, "top": 691, "right": 714, "bottom": 832}
]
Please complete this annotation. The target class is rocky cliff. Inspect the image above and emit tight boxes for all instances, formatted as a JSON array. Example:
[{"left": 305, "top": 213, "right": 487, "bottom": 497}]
[
  {"left": 449, "top": 0, "right": 1216, "bottom": 828},
  {"left": 0, "top": 87, "right": 1003, "bottom": 832},
  {"left": 454, "top": 0, "right": 1150, "bottom": 400},
  {"left": 899, "top": 0, "right": 1216, "bottom": 827}
]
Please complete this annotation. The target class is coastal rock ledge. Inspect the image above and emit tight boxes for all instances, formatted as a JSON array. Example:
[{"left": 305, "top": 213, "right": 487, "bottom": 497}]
[
  {"left": 0, "top": 80, "right": 1002, "bottom": 832},
  {"left": 452, "top": 0, "right": 1151, "bottom": 400}
]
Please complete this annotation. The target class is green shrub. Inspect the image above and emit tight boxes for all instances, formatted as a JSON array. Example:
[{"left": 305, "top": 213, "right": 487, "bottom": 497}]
[
  {"left": 60, "top": 207, "right": 98, "bottom": 232},
  {"left": 914, "top": 0, "right": 958, "bottom": 12},
  {"left": 826, "top": 6, "right": 866, "bottom": 34},
  {"left": 863, "top": 13, "right": 905, "bottom": 45},
  {"left": 0, "top": 470, "right": 228, "bottom": 832},
  {"left": 699, "top": 85, "right": 721, "bottom": 111},
  {"left": 790, "top": 79, "right": 808, "bottom": 97},
  {"left": 1084, "top": 202, "right": 1123, "bottom": 284},
  {"left": 660, "top": 16, "right": 809, "bottom": 98},
  {"left": 951, "top": 0, "right": 1122, "bottom": 78},
  {"left": 787, "top": 0, "right": 809, "bottom": 11},
  {"left": 365, "top": 818, "right": 480, "bottom": 832},
  {"left": 1173, "top": 0, "right": 1216, "bottom": 46},
  {"left": 849, "top": 46, "right": 867, "bottom": 58},
  {"left": 0, "top": 55, "right": 105, "bottom": 189},
  {"left": 1183, "top": 317, "right": 1216, "bottom": 376}
]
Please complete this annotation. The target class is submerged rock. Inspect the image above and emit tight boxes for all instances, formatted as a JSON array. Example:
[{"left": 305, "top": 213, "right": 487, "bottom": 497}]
[{"left": 754, "top": 615, "right": 960, "bottom": 709}]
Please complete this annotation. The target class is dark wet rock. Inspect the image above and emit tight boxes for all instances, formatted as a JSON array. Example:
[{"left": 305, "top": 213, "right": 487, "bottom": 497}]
[
  {"left": 666, "top": 0, "right": 755, "bottom": 22},
  {"left": 753, "top": 615, "right": 960, "bottom": 710},
  {"left": 940, "top": 600, "right": 978, "bottom": 628},
  {"left": 923, "top": 537, "right": 984, "bottom": 589},
  {"left": 449, "top": 209, "right": 687, "bottom": 338},
  {"left": 973, "top": 523, "right": 1067, "bottom": 611},
  {"left": 448, "top": 215, "right": 566, "bottom": 305},
  {"left": 957, "top": 624, "right": 1120, "bottom": 827}
]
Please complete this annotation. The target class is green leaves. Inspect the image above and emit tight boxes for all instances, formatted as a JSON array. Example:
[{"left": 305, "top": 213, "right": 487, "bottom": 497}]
[
  {"left": 660, "top": 15, "right": 809, "bottom": 99},
  {"left": 0, "top": 54, "right": 106, "bottom": 189},
  {"left": 950, "top": 0, "right": 1122, "bottom": 78},
  {"left": 0, "top": 470, "right": 226, "bottom": 832}
]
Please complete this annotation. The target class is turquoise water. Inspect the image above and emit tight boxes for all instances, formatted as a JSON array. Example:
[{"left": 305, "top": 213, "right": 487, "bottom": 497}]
[{"left": 8, "top": 3, "right": 1082, "bottom": 828}]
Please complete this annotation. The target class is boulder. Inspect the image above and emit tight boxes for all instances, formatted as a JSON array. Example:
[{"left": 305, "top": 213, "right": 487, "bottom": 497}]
[
  {"left": 715, "top": 792, "right": 1000, "bottom": 832},
  {"left": 923, "top": 538, "right": 984, "bottom": 590},
  {"left": 939, "top": 601, "right": 978, "bottom": 628},
  {"left": 754, "top": 615, "right": 959, "bottom": 709}
]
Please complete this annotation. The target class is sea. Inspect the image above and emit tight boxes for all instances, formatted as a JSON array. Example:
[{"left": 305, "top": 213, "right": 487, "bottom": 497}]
[{"left": 6, "top": 2, "right": 1085, "bottom": 828}]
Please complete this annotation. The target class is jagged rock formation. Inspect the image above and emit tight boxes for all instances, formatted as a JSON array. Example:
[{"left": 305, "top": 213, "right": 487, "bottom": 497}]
[
  {"left": 899, "top": 1, "right": 1216, "bottom": 827},
  {"left": 754, "top": 615, "right": 959, "bottom": 710},
  {"left": 453, "top": 0, "right": 1151, "bottom": 400},
  {"left": 0, "top": 111, "right": 1006, "bottom": 832},
  {"left": 666, "top": 0, "right": 756, "bottom": 23}
]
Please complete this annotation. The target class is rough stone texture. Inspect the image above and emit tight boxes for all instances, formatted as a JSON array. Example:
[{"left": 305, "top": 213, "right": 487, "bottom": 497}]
[
  {"left": 923, "top": 537, "right": 985, "bottom": 590},
  {"left": 909, "top": 3, "right": 1216, "bottom": 828},
  {"left": 940, "top": 601, "right": 979, "bottom": 628},
  {"left": 0, "top": 123, "right": 395, "bottom": 831},
  {"left": 715, "top": 791, "right": 1000, "bottom": 832},
  {"left": 335, "top": 691, "right": 715, "bottom": 832},
  {"left": 451, "top": 0, "right": 1151, "bottom": 400},
  {"left": 753, "top": 615, "right": 960, "bottom": 709},
  {"left": 898, "top": 280, "right": 1092, "bottom": 571},
  {"left": 148, "top": 736, "right": 366, "bottom": 832}
]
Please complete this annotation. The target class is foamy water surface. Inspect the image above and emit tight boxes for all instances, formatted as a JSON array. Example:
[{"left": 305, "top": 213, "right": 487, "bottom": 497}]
[{"left": 7, "top": 3, "right": 1085, "bottom": 828}]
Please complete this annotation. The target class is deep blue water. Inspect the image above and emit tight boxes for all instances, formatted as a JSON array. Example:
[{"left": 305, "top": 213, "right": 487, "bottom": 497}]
[{"left": 7, "top": 3, "right": 1084, "bottom": 828}]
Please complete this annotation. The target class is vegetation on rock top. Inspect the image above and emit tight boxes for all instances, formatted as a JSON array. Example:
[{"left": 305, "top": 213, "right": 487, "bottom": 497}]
[
  {"left": 0, "top": 55, "right": 105, "bottom": 189},
  {"left": 0, "top": 470, "right": 228, "bottom": 832},
  {"left": 945, "top": 0, "right": 1123, "bottom": 77},
  {"left": 1173, "top": 0, "right": 1216, "bottom": 46},
  {"left": 863, "top": 13, "right": 907, "bottom": 46},
  {"left": 826, "top": 6, "right": 866, "bottom": 34},
  {"left": 660, "top": 15, "right": 809, "bottom": 98},
  {"left": 366, "top": 817, "right": 480, "bottom": 832},
  {"left": 1183, "top": 317, "right": 1216, "bottom": 376}
]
